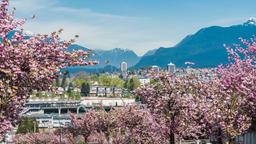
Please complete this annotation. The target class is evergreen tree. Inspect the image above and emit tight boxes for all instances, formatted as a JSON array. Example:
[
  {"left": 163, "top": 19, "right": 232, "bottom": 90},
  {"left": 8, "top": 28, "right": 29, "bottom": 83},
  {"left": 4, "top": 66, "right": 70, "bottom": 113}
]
[
  {"left": 55, "top": 76, "right": 60, "bottom": 87},
  {"left": 67, "top": 82, "right": 74, "bottom": 93},
  {"left": 61, "top": 71, "right": 69, "bottom": 89},
  {"left": 127, "top": 77, "right": 141, "bottom": 91},
  {"left": 81, "top": 82, "right": 90, "bottom": 96},
  {"left": 17, "top": 117, "right": 38, "bottom": 134},
  {"left": 124, "top": 80, "right": 128, "bottom": 89}
]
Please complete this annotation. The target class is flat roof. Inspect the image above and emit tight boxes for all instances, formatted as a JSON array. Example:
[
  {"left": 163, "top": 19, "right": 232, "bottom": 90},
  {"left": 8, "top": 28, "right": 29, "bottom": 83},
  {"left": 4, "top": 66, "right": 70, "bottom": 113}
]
[{"left": 26, "top": 100, "right": 81, "bottom": 104}]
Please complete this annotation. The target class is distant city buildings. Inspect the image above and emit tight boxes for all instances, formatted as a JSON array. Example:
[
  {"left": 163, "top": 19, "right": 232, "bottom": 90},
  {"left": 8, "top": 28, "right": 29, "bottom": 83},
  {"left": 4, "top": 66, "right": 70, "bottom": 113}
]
[
  {"left": 120, "top": 61, "right": 128, "bottom": 78},
  {"left": 151, "top": 65, "right": 160, "bottom": 73},
  {"left": 167, "top": 62, "right": 176, "bottom": 74},
  {"left": 120, "top": 61, "right": 128, "bottom": 73},
  {"left": 185, "top": 61, "right": 195, "bottom": 69},
  {"left": 20, "top": 66, "right": 218, "bottom": 135}
]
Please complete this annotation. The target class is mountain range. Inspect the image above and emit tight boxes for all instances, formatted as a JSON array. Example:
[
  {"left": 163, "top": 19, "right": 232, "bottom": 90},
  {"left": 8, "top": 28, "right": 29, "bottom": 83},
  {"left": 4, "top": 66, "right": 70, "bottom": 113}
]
[
  {"left": 135, "top": 18, "right": 256, "bottom": 68},
  {"left": 67, "top": 45, "right": 140, "bottom": 73},
  {"left": 67, "top": 18, "right": 256, "bottom": 73},
  {"left": 68, "top": 45, "right": 140, "bottom": 69},
  {"left": 93, "top": 48, "right": 140, "bottom": 68}
]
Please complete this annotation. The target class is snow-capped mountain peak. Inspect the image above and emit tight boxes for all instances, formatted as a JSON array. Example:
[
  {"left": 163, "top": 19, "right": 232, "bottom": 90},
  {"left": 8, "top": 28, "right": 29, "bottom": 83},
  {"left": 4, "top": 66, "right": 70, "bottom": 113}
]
[{"left": 243, "top": 17, "right": 256, "bottom": 26}]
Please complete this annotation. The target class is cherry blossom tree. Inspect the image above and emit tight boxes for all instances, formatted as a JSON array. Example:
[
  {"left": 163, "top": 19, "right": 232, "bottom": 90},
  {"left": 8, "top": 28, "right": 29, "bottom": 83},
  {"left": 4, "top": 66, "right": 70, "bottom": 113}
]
[
  {"left": 70, "top": 106, "right": 167, "bottom": 144},
  {"left": 135, "top": 37, "right": 256, "bottom": 144},
  {"left": 14, "top": 132, "right": 75, "bottom": 144},
  {"left": 15, "top": 133, "right": 58, "bottom": 144},
  {"left": 0, "top": 0, "right": 96, "bottom": 140},
  {"left": 136, "top": 73, "right": 217, "bottom": 143},
  {"left": 211, "top": 38, "right": 256, "bottom": 143}
]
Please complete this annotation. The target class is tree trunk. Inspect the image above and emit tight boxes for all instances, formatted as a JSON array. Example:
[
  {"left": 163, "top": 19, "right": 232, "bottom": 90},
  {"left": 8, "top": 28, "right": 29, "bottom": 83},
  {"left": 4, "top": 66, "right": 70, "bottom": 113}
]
[
  {"left": 217, "top": 128, "right": 223, "bottom": 144},
  {"left": 83, "top": 135, "right": 88, "bottom": 143},
  {"left": 169, "top": 132, "right": 175, "bottom": 144},
  {"left": 228, "top": 137, "right": 235, "bottom": 144},
  {"left": 217, "top": 138, "right": 223, "bottom": 144}
]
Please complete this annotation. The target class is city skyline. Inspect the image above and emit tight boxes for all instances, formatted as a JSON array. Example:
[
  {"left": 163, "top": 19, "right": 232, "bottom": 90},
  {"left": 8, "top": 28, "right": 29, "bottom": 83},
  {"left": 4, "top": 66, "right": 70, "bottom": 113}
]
[{"left": 11, "top": 0, "right": 256, "bottom": 56}]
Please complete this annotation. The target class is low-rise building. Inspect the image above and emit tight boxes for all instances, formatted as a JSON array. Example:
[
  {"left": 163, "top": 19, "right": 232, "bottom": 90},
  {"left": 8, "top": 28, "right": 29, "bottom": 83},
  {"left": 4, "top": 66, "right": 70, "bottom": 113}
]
[
  {"left": 139, "top": 78, "right": 150, "bottom": 86},
  {"left": 151, "top": 65, "right": 160, "bottom": 73},
  {"left": 89, "top": 85, "right": 123, "bottom": 97},
  {"left": 22, "top": 97, "right": 136, "bottom": 130},
  {"left": 81, "top": 97, "right": 136, "bottom": 107}
]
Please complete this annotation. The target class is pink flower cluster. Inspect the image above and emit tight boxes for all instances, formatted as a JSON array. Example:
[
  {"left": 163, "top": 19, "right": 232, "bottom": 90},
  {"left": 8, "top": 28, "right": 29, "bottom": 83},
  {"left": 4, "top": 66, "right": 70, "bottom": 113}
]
[
  {"left": 0, "top": 0, "right": 96, "bottom": 140},
  {"left": 70, "top": 106, "right": 167, "bottom": 144},
  {"left": 135, "top": 37, "right": 255, "bottom": 142},
  {"left": 14, "top": 132, "right": 75, "bottom": 144}
]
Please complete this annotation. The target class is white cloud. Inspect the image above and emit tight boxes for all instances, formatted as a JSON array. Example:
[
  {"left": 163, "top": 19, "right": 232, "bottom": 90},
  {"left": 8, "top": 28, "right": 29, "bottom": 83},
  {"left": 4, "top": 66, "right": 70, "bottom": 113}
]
[
  {"left": 52, "top": 7, "right": 133, "bottom": 20},
  {"left": 10, "top": 0, "right": 58, "bottom": 13},
  {"left": 10, "top": 0, "right": 173, "bottom": 55}
]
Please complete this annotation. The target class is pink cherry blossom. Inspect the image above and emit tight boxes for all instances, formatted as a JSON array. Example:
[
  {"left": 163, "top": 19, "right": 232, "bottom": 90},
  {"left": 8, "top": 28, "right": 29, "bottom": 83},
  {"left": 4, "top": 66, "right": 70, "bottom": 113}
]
[
  {"left": 0, "top": 0, "right": 96, "bottom": 140},
  {"left": 70, "top": 106, "right": 167, "bottom": 144}
]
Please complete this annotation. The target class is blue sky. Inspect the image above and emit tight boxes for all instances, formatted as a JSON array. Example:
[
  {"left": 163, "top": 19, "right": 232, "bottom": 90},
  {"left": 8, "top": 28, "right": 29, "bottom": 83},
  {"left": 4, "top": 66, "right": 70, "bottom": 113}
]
[{"left": 10, "top": 0, "right": 256, "bottom": 55}]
